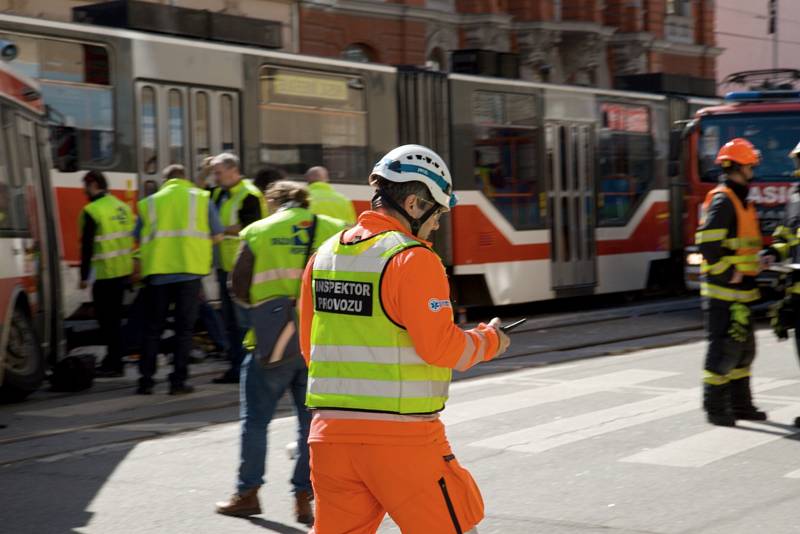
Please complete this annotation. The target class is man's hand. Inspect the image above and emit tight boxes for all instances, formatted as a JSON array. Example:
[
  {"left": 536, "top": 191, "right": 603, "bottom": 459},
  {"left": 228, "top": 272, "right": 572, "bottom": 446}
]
[
  {"left": 730, "top": 270, "right": 744, "bottom": 284},
  {"left": 489, "top": 317, "right": 511, "bottom": 357},
  {"left": 78, "top": 280, "right": 88, "bottom": 290},
  {"left": 759, "top": 253, "right": 776, "bottom": 272}
]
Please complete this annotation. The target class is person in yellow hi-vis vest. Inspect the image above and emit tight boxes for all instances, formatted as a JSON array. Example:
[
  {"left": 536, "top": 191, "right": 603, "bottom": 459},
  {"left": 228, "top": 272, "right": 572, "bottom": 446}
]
[
  {"left": 209, "top": 153, "right": 267, "bottom": 384},
  {"left": 134, "top": 164, "right": 223, "bottom": 395},
  {"left": 79, "top": 170, "right": 135, "bottom": 377},
  {"left": 695, "top": 138, "right": 771, "bottom": 426},
  {"left": 215, "top": 181, "right": 345, "bottom": 525},
  {"left": 305, "top": 166, "right": 356, "bottom": 225}
]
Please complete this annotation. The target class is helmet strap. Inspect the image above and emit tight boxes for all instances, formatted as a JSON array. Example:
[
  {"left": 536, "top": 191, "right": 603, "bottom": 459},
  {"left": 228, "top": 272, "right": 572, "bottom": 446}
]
[{"left": 373, "top": 189, "right": 438, "bottom": 237}]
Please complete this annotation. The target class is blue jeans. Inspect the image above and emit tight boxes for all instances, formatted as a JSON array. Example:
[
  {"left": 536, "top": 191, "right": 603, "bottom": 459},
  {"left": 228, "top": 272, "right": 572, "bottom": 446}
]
[{"left": 237, "top": 353, "right": 312, "bottom": 494}]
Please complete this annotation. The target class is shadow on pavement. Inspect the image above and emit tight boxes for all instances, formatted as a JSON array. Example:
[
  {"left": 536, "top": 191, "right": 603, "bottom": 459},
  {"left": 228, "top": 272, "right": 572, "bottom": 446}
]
[{"left": 248, "top": 517, "right": 308, "bottom": 533}]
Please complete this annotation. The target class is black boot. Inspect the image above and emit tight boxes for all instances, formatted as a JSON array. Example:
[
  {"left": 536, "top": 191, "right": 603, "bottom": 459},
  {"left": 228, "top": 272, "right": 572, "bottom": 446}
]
[
  {"left": 730, "top": 376, "right": 767, "bottom": 421},
  {"left": 703, "top": 383, "right": 736, "bottom": 427}
]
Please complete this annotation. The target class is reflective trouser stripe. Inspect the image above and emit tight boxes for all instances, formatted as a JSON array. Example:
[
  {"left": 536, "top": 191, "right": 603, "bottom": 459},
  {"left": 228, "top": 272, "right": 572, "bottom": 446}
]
[
  {"left": 728, "top": 367, "right": 751, "bottom": 380},
  {"left": 704, "top": 370, "right": 730, "bottom": 385},
  {"left": 700, "top": 283, "right": 759, "bottom": 303},
  {"left": 791, "top": 282, "right": 800, "bottom": 295}
]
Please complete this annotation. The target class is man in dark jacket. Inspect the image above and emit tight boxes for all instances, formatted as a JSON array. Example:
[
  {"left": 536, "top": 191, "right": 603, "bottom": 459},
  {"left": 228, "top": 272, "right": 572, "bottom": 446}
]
[{"left": 695, "top": 138, "right": 768, "bottom": 427}]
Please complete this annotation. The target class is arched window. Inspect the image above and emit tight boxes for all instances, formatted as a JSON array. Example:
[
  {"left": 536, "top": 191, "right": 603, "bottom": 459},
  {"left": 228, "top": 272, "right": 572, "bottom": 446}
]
[{"left": 341, "top": 43, "right": 375, "bottom": 63}]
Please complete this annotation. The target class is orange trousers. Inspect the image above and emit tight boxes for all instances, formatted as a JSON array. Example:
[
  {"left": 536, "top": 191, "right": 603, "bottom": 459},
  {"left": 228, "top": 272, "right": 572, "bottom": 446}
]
[{"left": 309, "top": 440, "right": 484, "bottom": 534}]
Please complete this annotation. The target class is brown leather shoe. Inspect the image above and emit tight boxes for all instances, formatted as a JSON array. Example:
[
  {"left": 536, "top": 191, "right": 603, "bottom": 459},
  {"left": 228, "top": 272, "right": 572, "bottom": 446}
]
[
  {"left": 215, "top": 487, "right": 261, "bottom": 517},
  {"left": 295, "top": 490, "right": 314, "bottom": 526}
]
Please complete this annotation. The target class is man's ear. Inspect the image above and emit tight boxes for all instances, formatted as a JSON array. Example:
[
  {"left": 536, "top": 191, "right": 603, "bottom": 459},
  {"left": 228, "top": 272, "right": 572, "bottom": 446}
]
[{"left": 403, "top": 194, "right": 418, "bottom": 214}]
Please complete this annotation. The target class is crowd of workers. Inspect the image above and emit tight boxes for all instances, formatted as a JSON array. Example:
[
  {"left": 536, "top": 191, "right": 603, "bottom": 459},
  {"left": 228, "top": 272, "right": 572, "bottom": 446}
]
[
  {"left": 78, "top": 131, "right": 800, "bottom": 531},
  {"left": 79, "top": 145, "right": 510, "bottom": 531}
]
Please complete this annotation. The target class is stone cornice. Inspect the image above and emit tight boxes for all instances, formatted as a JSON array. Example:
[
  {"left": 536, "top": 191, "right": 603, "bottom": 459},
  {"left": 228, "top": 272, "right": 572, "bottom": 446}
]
[
  {"left": 513, "top": 20, "right": 617, "bottom": 38},
  {"left": 298, "top": 0, "right": 513, "bottom": 27}
]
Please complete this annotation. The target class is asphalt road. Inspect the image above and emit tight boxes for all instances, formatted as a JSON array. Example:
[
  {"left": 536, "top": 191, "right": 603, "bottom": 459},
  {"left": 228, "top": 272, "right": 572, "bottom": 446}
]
[{"left": 10, "top": 297, "right": 786, "bottom": 533}]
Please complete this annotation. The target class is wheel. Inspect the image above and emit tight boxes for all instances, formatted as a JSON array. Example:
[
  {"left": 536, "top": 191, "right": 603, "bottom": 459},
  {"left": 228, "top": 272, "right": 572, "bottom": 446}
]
[{"left": 0, "top": 306, "right": 44, "bottom": 403}]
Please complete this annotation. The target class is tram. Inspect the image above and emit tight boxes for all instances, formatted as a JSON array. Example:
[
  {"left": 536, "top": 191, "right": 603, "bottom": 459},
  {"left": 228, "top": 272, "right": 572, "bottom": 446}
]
[{"left": 0, "top": 12, "right": 709, "bottom": 317}]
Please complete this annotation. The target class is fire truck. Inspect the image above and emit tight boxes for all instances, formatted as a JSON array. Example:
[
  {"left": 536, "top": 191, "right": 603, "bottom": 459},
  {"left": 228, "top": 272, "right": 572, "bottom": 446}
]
[{"left": 680, "top": 69, "right": 800, "bottom": 289}]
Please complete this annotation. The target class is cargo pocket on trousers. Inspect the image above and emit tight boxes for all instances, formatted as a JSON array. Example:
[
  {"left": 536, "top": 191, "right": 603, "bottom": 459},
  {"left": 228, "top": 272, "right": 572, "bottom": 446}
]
[{"left": 437, "top": 454, "right": 485, "bottom": 533}]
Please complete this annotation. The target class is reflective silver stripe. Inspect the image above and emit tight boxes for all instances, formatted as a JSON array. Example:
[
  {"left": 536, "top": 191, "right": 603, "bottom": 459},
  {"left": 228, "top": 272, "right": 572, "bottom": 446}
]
[
  {"left": 453, "top": 332, "right": 477, "bottom": 371},
  {"left": 308, "top": 377, "right": 450, "bottom": 398},
  {"left": 314, "top": 232, "right": 418, "bottom": 274},
  {"left": 95, "top": 231, "right": 133, "bottom": 242},
  {"left": 188, "top": 189, "right": 198, "bottom": 232},
  {"left": 252, "top": 268, "right": 305, "bottom": 285},
  {"left": 144, "top": 195, "right": 157, "bottom": 244},
  {"left": 311, "top": 344, "right": 426, "bottom": 365},
  {"left": 313, "top": 251, "right": 386, "bottom": 273},
  {"left": 93, "top": 248, "right": 133, "bottom": 261},
  {"left": 150, "top": 230, "right": 210, "bottom": 239},
  {"left": 224, "top": 187, "right": 249, "bottom": 226}
]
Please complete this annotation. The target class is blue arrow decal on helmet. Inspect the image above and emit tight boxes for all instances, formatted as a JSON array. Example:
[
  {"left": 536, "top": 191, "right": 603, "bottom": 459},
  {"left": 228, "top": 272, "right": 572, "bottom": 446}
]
[{"left": 397, "top": 163, "right": 451, "bottom": 194}]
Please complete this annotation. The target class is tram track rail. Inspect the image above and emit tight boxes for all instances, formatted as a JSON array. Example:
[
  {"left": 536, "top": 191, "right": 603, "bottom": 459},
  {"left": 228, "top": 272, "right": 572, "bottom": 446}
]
[{"left": 0, "top": 298, "right": 708, "bottom": 466}]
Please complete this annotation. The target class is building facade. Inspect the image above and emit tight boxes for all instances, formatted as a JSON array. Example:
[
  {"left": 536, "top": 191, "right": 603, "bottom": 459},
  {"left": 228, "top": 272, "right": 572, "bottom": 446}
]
[
  {"left": 0, "top": 0, "right": 720, "bottom": 91},
  {"left": 297, "top": 0, "right": 720, "bottom": 90}
]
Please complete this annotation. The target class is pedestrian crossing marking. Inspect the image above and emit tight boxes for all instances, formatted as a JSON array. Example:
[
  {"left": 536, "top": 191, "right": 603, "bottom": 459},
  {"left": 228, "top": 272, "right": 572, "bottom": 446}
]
[
  {"left": 622, "top": 404, "right": 800, "bottom": 467},
  {"left": 443, "top": 369, "right": 678, "bottom": 426},
  {"left": 467, "top": 378, "right": 799, "bottom": 454}
]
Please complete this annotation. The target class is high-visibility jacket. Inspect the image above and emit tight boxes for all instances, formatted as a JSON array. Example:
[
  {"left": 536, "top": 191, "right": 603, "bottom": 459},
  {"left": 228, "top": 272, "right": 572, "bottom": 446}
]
[
  {"left": 695, "top": 184, "right": 762, "bottom": 302},
  {"left": 307, "top": 231, "right": 452, "bottom": 414},
  {"left": 138, "top": 178, "right": 212, "bottom": 277},
  {"left": 241, "top": 207, "right": 346, "bottom": 305},
  {"left": 80, "top": 194, "right": 135, "bottom": 280},
  {"left": 308, "top": 182, "right": 356, "bottom": 225},
  {"left": 770, "top": 184, "right": 800, "bottom": 294},
  {"left": 213, "top": 179, "right": 266, "bottom": 272}
]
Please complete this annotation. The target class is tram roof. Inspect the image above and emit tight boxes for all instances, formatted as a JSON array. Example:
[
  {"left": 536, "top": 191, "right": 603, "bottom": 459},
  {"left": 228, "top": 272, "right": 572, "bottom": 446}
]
[
  {"left": 0, "top": 13, "right": 397, "bottom": 74},
  {"left": 449, "top": 73, "right": 668, "bottom": 102}
]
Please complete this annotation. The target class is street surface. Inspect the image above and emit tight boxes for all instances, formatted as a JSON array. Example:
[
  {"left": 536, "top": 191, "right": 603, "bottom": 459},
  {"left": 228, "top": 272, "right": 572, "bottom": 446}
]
[{"left": 7, "top": 298, "right": 800, "bottom": 533}]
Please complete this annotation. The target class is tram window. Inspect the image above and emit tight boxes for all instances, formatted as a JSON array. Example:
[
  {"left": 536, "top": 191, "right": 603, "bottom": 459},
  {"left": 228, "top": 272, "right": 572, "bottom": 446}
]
[
  {"left": 597, "top": 103, "right": 654, "bottom": 225},
  {"left": 140, "top": 86, "right": 158, "bottom": 175},
  {"left": 168, "top": 89, "right": 185, "bottom": 165},
  {"left": 472, "top": 91, "right": 543, "bottom": 230},
  {"left": 258, "top": 66, "right": 368, "bottom": 183},
  {"left": 193, "top": 91, "right": 211, "bottom": 168},
  {"left": 12, "top": 117, "right": 41, "bottom": 237},
  {"left": 221, "top": 94, "right": 236, "bottom": 153},
  {"left": 2, "top": 34, "right": 114, "bottom": 165}
]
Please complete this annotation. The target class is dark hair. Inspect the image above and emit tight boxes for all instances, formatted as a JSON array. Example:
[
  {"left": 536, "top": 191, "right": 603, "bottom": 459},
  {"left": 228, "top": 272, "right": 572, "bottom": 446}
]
[
  {"left": 82, "top": 170, "right": 108, "bottom": 190},
  {"left": 162, "top": 164, "right": 186, "bottom": 181},
  {"left": 370, "top": 177, "right": 434, "bottom": 210},
  {"left": 265, "top": 180, "right": 310, "bottom": 209},
  {"left": 254, "top": 166, "right": 286, "bottom": 193}
]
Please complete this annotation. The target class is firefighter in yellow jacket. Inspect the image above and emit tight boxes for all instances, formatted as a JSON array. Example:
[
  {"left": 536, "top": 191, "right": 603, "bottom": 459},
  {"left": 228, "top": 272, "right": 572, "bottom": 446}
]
[{"left": 695, "top": 138, "right": 769, "bottom": 426}]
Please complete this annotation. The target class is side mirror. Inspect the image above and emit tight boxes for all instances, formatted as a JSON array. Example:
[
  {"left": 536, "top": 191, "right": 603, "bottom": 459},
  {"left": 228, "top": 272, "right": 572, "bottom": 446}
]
[{"left": 50, "top": 125, "right": 79, "bottom": 172}]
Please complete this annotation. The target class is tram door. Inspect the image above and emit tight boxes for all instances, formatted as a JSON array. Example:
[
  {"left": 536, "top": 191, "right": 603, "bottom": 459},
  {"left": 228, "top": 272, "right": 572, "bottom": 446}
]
[
  {"left": 135, "top": 82, "right": 239, "bottom": 185},
  {"left": 547, "top": 122, "right": 597, "bottom": 290}
]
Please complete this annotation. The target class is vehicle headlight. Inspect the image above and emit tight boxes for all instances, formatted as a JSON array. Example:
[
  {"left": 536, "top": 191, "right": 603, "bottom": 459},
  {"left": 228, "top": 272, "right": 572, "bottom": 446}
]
[{"left": 686, "top": 252, "right": 704, "bottom": 266}]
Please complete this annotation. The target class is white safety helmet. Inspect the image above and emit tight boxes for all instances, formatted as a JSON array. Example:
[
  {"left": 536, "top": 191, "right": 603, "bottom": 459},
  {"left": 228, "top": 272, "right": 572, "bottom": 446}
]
[
  {"left": 370, "top": 144, "right": 457, "bottom": 209},
  {"left": 791, "top": 141, "right": 800, "bottom": 159}
]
